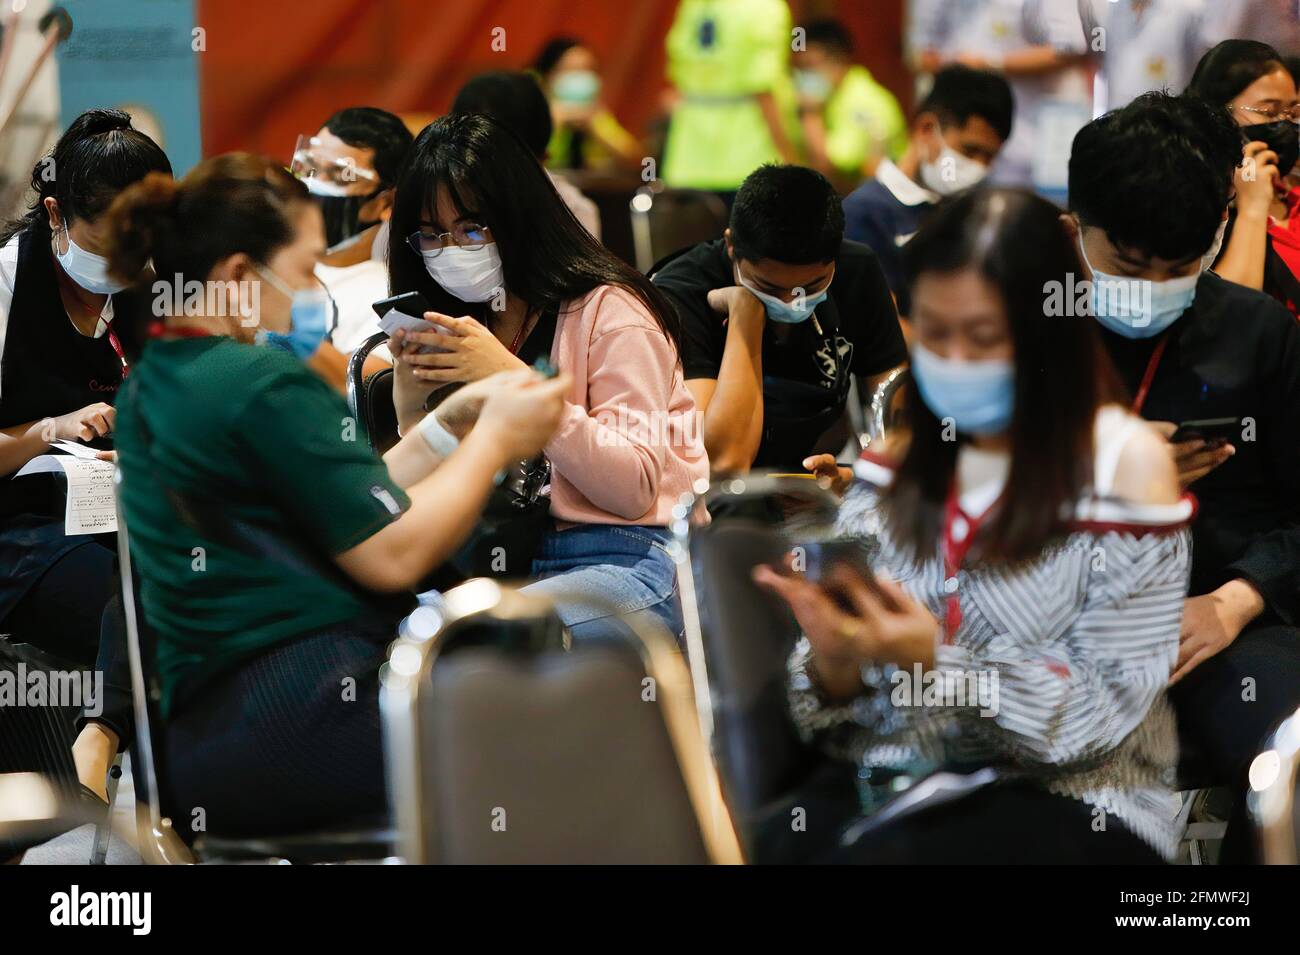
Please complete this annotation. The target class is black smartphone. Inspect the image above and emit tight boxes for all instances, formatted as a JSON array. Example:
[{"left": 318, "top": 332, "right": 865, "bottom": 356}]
[
  {"left": 1169, "top": 416, "right": 1240, "bottom": 447},
  {"left": 796, "top": 538, "right": 876, "bottom": 586},
  {"left": 371, "top": 290, "right": 432, "bottom": 319}
]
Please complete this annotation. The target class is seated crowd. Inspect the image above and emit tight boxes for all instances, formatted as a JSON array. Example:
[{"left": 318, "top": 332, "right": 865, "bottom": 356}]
[{"left": 4, "top": 49, "right": 1300, "bottom": 864}]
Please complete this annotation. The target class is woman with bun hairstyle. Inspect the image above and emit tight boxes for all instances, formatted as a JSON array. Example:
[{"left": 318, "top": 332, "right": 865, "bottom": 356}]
[{"left": 102, "top": 153, "right": 566, "bottom": 837}]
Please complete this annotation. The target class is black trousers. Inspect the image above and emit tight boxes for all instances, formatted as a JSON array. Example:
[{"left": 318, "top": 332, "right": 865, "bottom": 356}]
[
  {"left": 1, "top": 538, "right": 114, "bottom": 666},
  {"left": 825, "top": 783, "right": 1165, "bottom": 864},
  {"left": 162, "top": 621, "right": 391, "bottom": 840},
  {"left": 1170, "top": 620, "right": 1300, "bottom": 863},
  {"left": 754, "top": 767, "right": 1164, "bottom": 864}
]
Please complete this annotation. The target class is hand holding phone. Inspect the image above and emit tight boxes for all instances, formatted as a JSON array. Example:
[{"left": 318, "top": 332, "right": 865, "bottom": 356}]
[
  {"left": 372, "top": 291, "right": 453, "bottom": 353},
  {"left": 1168, "top": 416, "right": 1240, "bottom": 448}
]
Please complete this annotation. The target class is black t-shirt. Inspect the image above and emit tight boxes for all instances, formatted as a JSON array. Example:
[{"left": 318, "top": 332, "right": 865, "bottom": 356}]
[
  {"left": 1101, "top": 272, "right": 1300, "bottom": 622},
  {"left": 651, "top": 238, "right": 906, "bottom": 466},
  {"left": 653, "top": 237, "right": 905, "bottom": 384}
]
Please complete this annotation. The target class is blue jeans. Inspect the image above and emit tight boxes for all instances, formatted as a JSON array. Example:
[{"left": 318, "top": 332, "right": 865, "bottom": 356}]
[{"left": 522, "top": 524, "right": 682, "bottom": 643}]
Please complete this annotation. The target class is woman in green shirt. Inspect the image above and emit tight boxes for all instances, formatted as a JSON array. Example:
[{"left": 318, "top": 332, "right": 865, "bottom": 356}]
[{"left": 101, "top": 153, "right": 567, "bottom": 838}]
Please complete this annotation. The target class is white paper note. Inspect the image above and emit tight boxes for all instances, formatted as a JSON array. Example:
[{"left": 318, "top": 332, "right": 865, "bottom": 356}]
[
  {"left": 50, "top": 439, "right": 103, "bottom": 459},
  {"left": 13, "top": 454, "right": 67, "bottom": 478},
  {"left": 58, "top": 457, "right": 117, "bottom": 534},
  {"left": 378, "top": 309, "right": 452, "bottom": 353}
]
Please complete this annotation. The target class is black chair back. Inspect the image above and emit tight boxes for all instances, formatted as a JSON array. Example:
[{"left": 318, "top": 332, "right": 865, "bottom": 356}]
[{"left": 346, "top": 331, "right": 399, "bottom": 454}]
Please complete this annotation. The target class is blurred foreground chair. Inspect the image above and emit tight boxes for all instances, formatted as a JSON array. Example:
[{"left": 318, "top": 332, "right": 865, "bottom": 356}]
[
  {"left": 381, "top": 578, "right": 742, "bottom": 863},
  {"left": 0, "top": 632, "right": 117, "bottom": 864},
  {"left": 114, "top": 469, "right": 396, "bottom": 864},
  {"left": 671, "top": 474, "right": 1001, "bottom": 861},
  {"left": 632, "top": 184, "right": 730, "bottom": 275},
  {"left": 1249, "top": 704, "right": 1300, "bottom": 864},
  {"left": 669, "top": 475, "right": 844, "bottom": 856},
  {"left": 346, "top": 331, "right": 399, "bottom": 454}
]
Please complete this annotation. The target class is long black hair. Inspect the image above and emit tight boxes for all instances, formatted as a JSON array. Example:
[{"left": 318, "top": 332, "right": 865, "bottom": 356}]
[
  {"left": 387, "top": 112, "right": 680, "bottom": 351},
  {"left": 1187, "top": 39, "right": 1289, "bottom": 105},
  {"left": 2, "top": 108, "right": 172, "bottom": 245},
  {"left": 885, "top": 187, "right": 1124, "bottom": 565}
]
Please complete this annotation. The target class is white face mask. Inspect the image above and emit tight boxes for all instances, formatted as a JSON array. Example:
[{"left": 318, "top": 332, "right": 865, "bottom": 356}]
[
  {"left": 421, "top": 243, "right": 504, "bottom": 303},
  {"left": 1202, "top": 217, "right": 1228, "bottom": 272},
  {"left": 919, "top": 144, "right": 988, "bottom": 196},
  {"left": 54, "top": 226, "right": 126, "bottom": 294}
]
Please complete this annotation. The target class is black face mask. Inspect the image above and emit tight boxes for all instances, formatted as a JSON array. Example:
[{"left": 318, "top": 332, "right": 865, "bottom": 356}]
[
  {"left": 315, "top": 189, "right": 383, "bottom": 249},
  {"left": 1247, "top": 120, "right": 1300, "bottom": 177}
]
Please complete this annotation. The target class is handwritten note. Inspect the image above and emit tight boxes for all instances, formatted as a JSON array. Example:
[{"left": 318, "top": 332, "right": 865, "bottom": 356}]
[{"left": 59, "top": 457, "right": 117, "bottom": 534}]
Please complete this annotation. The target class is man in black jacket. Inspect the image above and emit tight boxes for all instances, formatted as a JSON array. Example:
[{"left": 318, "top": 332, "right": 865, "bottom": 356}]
[{"left": 1067, "top": 91, "right": 1300, "bottom": 861}]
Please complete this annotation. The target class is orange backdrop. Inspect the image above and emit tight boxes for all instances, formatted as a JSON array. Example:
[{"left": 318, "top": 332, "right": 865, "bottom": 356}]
[{"left": 196, "top": 0, "right": 908, "bottom": 159}]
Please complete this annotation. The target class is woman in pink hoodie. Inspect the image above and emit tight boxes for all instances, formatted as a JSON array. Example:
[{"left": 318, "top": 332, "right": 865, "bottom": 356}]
[{"left": 387, "top": 113, "right": 707, "bottom": 640}]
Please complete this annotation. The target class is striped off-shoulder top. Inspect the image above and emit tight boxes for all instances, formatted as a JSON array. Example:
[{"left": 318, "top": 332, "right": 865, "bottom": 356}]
[{"left": 788, "top": 406, "right": 1195, "bottom": 858}]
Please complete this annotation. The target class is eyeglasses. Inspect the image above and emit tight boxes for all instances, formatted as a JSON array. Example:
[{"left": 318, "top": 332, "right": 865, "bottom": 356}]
[
  {"left": 406, "top": 222, "right": 492, "bottom": 257},
  {"left": 1235, "top": 103, "right": 1300, "bottom": 123}
]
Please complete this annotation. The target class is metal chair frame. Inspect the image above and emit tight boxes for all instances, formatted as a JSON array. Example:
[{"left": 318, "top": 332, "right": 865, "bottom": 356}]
[
  {"left": 381, "top": 578, "right": 743, "bottom": 864},
  {"left": 1250, "top": 704, "right": 1300, "bottom": 864}
]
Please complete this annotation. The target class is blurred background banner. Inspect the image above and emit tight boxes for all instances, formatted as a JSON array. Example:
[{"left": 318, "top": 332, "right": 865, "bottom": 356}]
[
  {"left": 57, "top": 0, "right": 202, "bottom": 174},
  {"left": 194, "top": 0, "right": 907, "bottom": 161}
]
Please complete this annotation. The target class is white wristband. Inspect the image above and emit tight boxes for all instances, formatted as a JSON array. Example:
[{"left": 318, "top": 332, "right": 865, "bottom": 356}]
[{"left": 417, "top": 412, "right": 460, "bottom": 458}]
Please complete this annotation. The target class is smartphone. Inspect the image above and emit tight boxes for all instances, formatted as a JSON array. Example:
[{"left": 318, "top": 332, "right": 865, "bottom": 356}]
[
  {"left": 1169, "top": 416, "right": 1240, "bottom": 447},
  {"left": 371, "top": 291, "right": 449, "bottom": 352},
  {"left": 371, "top": 290, "right": 432, "bottom": 321},
  {"left": 796, "top": 538, "right": 876, "bottom": 586}
]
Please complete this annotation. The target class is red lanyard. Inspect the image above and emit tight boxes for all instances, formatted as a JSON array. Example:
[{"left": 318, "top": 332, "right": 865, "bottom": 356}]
[
  {"left": 508, "top": 313, "right": 536, "bottom": 355},
  {"left": 1131, "top": 334, "right": 1170, "bottom": 414},
  {"left": 105, "top": 321, "right": 129, "bottom": 380},
  {"left": 940, "top": 481, "right": 990, "bottom": 644}
]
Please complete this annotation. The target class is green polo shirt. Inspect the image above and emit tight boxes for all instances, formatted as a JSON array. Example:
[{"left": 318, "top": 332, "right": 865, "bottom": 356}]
[
  {"left": 114, "top": 336, "right": 409, "bottom": 716},
  {"left": 662, "top": 0, "right": 798, "bottom": 190}
]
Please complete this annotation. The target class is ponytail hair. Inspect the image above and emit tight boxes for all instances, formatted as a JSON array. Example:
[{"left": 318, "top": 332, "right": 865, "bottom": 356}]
[
  {"left": 101, "top": 153, "right": 311, "bottom": 355},
  {"left": 1, "top": 107, "right": 172, "bottom": 245}
]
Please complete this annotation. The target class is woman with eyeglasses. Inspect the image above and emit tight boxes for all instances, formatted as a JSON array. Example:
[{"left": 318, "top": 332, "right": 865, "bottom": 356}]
[
  {"left": 387, "top": 113, "right": 708, "bottom": 641},
  {"left": 1187, "top": 40, "right": 1300, "bottom": 316}
]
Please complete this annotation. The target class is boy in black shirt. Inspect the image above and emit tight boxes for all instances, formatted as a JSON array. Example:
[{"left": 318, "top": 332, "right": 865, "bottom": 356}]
[
  {"left": 1068, "top": 92, "right": 1300, "bottom": 862},
  {"left": 652, "top": 164, "right": 907, "bottom": 473}
]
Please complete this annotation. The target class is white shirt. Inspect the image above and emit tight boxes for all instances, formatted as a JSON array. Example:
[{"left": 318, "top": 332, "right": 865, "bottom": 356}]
[
  {"left": 315, "top": 259, "right": 391, "bottom": 359},
  {"left": 0, "top": 233, "right": 114, "bottom": 400},
  {"left": 909, "top": 0, "right": 1092, "bottom": 188},
  {"left": 1080, "top": 0, "right": 1217, "bottom": 113},
  {"left": 876, "top": 158, "right": 939, "bottom": 207}
]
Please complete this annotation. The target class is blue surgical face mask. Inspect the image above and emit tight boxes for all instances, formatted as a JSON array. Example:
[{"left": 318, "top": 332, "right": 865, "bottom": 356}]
[
  {"left": 552, "top": 69, "right": 601, "bottom": 106},
  {"left": 255, "top": 267, "right": 334, "bottom": 359},
  {"left": 1077, "top": 230, "right": 1206, "bottom": 339},
  {"left": 734, "top": 265, "right": 831, "bottom": 324},
  {"left": 909, "top": 341, "right": 1015, "bottom": 436}
]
